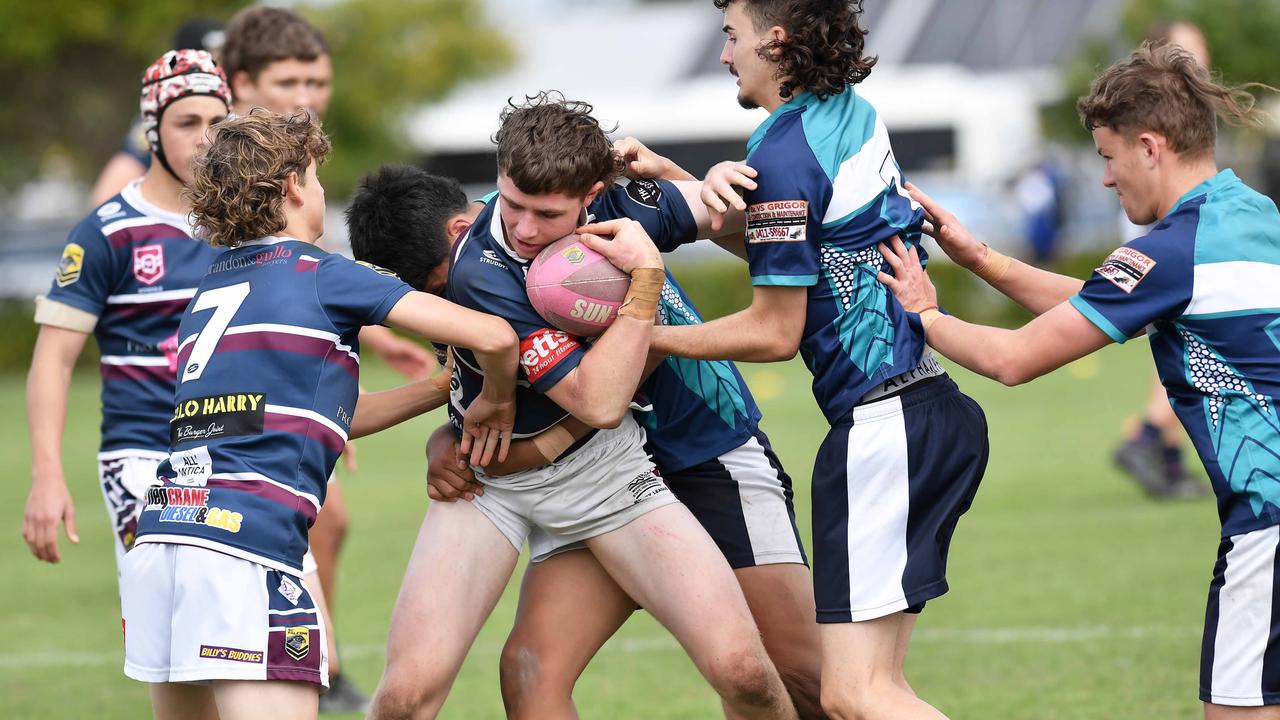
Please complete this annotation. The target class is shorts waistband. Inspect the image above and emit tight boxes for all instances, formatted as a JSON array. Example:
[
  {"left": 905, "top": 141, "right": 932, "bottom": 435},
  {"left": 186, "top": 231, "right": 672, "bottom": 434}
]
[
  {"left": 849, "top": 375, "right": 958, "bottom": 423},
  {"left": 859, "top": 352, "right": 948, "bottom": 405}
]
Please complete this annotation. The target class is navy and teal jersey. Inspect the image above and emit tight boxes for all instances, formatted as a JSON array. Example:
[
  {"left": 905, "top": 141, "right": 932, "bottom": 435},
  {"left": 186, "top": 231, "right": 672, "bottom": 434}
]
[
  {"left": 39, "top": 179, "right": 219, "bottom": 455},
  {"left": 742, "top": 88, "right": 928, "bottom": 424},
  {"left": 445, "top": 179, "right": 697, "bottom": 438},
  {"left": 1069, "top": 170, "right": 1280, "bottom": 537},
  {"left": 134, "top": 237, "right": 413, "bottom": 574},
  {"left": 639, "top": 273, "right": 762, "bottom": 473}
]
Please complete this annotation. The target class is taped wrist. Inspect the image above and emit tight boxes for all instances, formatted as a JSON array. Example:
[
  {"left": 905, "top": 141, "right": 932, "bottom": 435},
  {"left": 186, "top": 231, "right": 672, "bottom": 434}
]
[
  {"left": 531, "top": 425, "right": 576, "bottom": 462},
  {"left": 973, "top": 245, "right": 1012, "bottom": 284},
  {"left": 919, "top": 307, "right": 943, "bottom": 333},
  {"left": 617, "top": 267, "right": 664, "bottom": 321}
]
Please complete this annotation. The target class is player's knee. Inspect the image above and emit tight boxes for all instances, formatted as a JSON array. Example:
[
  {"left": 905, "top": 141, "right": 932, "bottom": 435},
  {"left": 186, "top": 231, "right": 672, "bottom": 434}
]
[
  {"left": 705, "top": 645, "right": 782, "bottom": 710},
  {"left": 370, "top": 668, "right": 445, "bottom": 719},
  {"left": 498, "top": 637, "right": 541, "bottom": 705},
  {"left": 775, "top": 658, "right": 824, "bottom": 719},
  {"left": 819, "top": 681, "right": 889, "bottom": 720}
]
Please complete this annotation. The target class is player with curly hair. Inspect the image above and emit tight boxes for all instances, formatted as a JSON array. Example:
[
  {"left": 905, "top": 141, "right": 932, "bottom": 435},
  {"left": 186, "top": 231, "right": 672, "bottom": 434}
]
[{"left": 649, "top": 2, "right": 992, "bottom": 717}]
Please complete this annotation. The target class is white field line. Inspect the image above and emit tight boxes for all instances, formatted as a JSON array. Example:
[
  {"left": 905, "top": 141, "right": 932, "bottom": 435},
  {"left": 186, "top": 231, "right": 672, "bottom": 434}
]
[{"left": 0, "top": 624, "right": 1201, "bottom": 671}]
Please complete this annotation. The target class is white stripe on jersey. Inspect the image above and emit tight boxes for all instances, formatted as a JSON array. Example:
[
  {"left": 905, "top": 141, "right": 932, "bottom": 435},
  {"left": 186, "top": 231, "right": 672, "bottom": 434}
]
[
  {"left": 264, "top": 404, "right": 349, "bottom": 444},
  {"left": 100, "top": 216, "right": 183, "bottom": 238},
  {"left": 106, "top": 288, "right": 198, "bottom": 305},
  {"left": 1210, "top": 524, "right": 1277, "bottom": 705},
  {"left": 822, "top": 117, "right": 916, "bottom": 227},
  {"left": 1184, "top": 261, "right": 1280, "bottom": 317},
  {"left": 176, "top": 322, "right": 361, "bottom": 364},
  {"left": 100, "top": 355, "right": 169, "bottom": 366},
  {"left": 210, "top": 471, "right": 322, "bottom": 514}
]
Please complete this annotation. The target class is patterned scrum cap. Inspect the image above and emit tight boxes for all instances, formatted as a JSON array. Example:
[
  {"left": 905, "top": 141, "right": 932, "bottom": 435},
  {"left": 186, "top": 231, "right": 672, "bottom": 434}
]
[{"left": 140, "top": 49, "right": 233, "bottom": 155}]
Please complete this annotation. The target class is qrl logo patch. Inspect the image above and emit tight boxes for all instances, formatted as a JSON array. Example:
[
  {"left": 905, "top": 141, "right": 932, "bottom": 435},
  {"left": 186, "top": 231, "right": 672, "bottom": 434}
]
[
  {"left": 747, "top": 200, "right": 808, "bottom": 243},
  {"left": 519, "top": 328, "right": 581, "bottom": 384},
  {"left": 133, "top": 245, "right": 165, "bottom": 285},
  {"left": 55, "top": 243, "right": 85, "bottom": 287},
  {"left": 284, "top": 627, "right": 310, "bottom": 660},
  {"left": 1095, "top": 247, "right": 1156, "bottom": 294}
]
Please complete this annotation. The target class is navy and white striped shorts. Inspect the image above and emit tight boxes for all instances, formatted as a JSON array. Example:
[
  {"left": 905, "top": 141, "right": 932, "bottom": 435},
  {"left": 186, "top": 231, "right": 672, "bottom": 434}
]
[{"left": 1201, "top": 524, "right": 1280, "bottom": 706}]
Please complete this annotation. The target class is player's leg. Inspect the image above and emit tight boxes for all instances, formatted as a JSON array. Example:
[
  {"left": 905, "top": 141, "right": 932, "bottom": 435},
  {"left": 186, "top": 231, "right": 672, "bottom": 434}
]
[
  {"left": 212, "top": 680, "right": 319, "bottom": 720},
  {"left": 308, "top": 476, "right": 348, "bottom": 615},
  {"left": 893, "top": 610, "right": 919, "bottom": 696},
  {"left": 735, "top": 564, "right": 824, "bottom": 719},
  {"left": 369, "top": 498, "right": 522, "bottom": 720},
  {"left": 818, "top": 615, "right": 942, "bottom": 720},
  {"left": 1201, "top": 526, "right": 1280, "bottom": 720},
  {"left": 149, "top": 683, "right": 219, "bottom": 720},
  {"left": 499, "top": 548, "right": 637, "bottom": 719},
  {"left": 585, "top": 504, "right": 798, "bottom": 720}
]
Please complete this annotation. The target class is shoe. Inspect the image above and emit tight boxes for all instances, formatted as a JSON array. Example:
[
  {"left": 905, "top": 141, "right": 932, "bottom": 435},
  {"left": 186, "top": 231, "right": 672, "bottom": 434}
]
[
  {"left": 1163, "top": 469, "right": 1212, "bottom": 499},
  {"left": 1114, "top": 437, "right": 1180, "bottom": 499},
  {"left": 320, "top": 672, "right": 371, "bottom": 715}
]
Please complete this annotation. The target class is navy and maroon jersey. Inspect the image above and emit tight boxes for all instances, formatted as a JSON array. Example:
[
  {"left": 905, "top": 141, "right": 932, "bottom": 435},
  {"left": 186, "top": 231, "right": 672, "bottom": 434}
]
[
  {"left": 134, "top": 237, "right": 412, "bottom": 573},
  {"left": 38, "top": 179, "right": 219, "bottom": 455}
]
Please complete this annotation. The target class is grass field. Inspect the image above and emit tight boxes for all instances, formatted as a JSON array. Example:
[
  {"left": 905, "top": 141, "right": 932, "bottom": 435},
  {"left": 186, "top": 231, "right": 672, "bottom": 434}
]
[{"left": 1, "top": 342, "right": 1220, "bottom": 719}]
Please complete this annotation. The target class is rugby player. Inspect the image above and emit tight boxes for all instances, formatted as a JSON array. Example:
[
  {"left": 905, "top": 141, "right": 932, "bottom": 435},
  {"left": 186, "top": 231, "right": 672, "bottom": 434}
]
[
  {"left": 347, "top": 159, "right": 823, "bottom": 717},
  {"left": 119, "top": 110, "right": 519, "bottom": 720},
  {"left": 24, "top": 49, "right": 230, "bottom": 579},
  {"left": 876, "top": 42, "right": 1280, "bottom": 719},
  {"left": 650, "top": 2, "right": 992, "bottom": 717},
  {"left": 356, "top": 94, "right": 797, "bottom": 720}
]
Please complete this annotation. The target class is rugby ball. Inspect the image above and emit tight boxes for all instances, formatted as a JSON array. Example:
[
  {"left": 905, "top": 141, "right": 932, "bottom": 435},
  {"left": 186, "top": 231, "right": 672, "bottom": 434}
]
[{"left": 526, "top": 234, "right": 630, "bottom": 337}]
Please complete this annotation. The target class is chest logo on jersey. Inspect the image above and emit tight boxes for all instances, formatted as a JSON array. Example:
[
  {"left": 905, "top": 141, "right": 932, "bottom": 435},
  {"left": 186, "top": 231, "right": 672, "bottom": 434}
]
[
  {"left": 133, "top": 245, "right": 166, "bottom": 286},
  {"left": 747, "top": 200, "right": 808, "bottom": 243},
  {"left": 519, "top": 328, "right": 581, "bottom": 384},
  {"left": 55, "top": 243, "right": 85, "bottom": 287},
  {"left": 1094, "top": 247, "right": 1156, "bottom": 294},
  {"left": 171, "top": 393, "right": 266, "bottom": 446}
]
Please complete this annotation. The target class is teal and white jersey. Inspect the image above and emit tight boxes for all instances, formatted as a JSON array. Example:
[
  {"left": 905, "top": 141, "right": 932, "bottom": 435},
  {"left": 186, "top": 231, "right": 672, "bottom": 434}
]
[
  {"left": 743, "top": 87, "right": 928, "bottom": 423},
  {"left": 1070, "top": 170, "right": 1280, "bottom": 537}
]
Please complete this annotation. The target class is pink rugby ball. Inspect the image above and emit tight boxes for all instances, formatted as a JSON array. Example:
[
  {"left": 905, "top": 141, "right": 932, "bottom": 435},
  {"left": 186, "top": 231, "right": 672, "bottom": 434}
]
[{"left": 526, "top": 234, "right": 630, "bottom": 337}]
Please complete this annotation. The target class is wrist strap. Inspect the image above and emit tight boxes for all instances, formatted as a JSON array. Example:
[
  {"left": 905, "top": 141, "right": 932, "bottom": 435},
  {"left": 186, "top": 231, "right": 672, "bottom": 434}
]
[
  {"left": 617, "top": 267, "right": 664, "bottom": 321},
  {"left": 919, "top": 307, "right": 943, "bottom": 333},
  {"left": 973, "top": 245, "right": 1012, "bottom": 284}
]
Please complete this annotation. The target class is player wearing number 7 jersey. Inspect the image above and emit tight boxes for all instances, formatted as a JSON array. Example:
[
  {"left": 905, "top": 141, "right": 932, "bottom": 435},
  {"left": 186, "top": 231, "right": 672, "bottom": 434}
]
[{"left": 120, "top": 110, "right": 519, "bottom": 720}]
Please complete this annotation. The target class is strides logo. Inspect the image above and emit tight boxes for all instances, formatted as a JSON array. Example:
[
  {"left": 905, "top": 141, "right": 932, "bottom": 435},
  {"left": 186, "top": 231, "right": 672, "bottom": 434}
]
[
  {"left": 171, "top": 392, "right": 266, "bottom": 446},
  {"left": 519, "top": 328, "right": 581, "bottom": 384}
]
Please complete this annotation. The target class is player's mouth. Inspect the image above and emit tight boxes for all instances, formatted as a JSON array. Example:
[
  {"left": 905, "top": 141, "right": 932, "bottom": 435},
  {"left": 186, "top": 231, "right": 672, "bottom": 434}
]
[{"left": 510, "top": 236, "right": 541, "bottom": 257}]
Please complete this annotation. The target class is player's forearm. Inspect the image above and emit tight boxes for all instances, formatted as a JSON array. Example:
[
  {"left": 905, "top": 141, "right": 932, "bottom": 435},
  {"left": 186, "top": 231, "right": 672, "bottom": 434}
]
[
  {"left": 349, "top": 379, "right": 447, "bottom": 440},
  {"left": 651, "top": 304, "right": 797, "bottom": 363},
  {"left": 484, "top": 418, "right": 592, "bottom": 475},
  {"left": 987, "top": 259, "right": 1086, "bottom": 316},
  {"left": 673, "top": 180, "right": 746, "bottom": 238},
  {"left": 556, "top": 316, "right": 655, "bottom": 428},
  {"left": 26, "top": 352, "right": 75, "bottom": 481},
  {"left": 922, "top": 315, "right": 1036, "bottom": 386}
]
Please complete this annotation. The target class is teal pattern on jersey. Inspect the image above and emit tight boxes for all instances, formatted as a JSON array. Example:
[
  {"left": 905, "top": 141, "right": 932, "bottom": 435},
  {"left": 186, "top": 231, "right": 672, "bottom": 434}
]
[
  {"left": 821, "top": 243, "right": 895, "bottom": 379},
  {"left": 656, "top": 281, "right": 749, "bottom": 429}
]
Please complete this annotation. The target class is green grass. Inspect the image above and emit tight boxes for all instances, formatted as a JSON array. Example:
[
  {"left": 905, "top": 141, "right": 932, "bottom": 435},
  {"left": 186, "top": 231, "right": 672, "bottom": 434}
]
[{"left": 0, "top": 343, "right": 1218, "bottom": 719}]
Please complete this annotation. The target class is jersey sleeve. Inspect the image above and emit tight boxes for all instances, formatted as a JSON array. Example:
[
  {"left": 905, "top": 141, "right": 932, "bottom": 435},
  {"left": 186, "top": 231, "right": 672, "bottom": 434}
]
[
  {"left": 40, "top": 219, "right": 120, "bottom": 322},
  {"left": 1068, "top": 230, "right": 1195, "bottom": 344},
  {"left": 590, "top": 179, "right": 698, "bottom": 252},
  {"left": 741, "top": 143, "right": 825, "bottom": 287},
  {"left": 450, "top": 258, "right": 586, "bottom": 393},
  {"left": 316, "top": 255, "right": 414, "bottom": 334}
]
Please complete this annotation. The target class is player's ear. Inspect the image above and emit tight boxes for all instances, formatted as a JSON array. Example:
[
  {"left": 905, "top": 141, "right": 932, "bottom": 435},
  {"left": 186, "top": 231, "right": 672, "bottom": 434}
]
[
  {"left": 446, "top": 215, "right": 472, "bottom": 245},
  {"left": 766, "top": 24, "right": 787, "bottom": 52},
  {"left": 1137, "top": 132, "right": 1162, "bottom": 168},
  {"left": 284, "top": 171, "right": 304, "bottom": 205},
  {"left": 583, "top": 181, "right": 606, "bottom": 207},
  {"left": 230, "top": 70, "right": 255, "bottom": 105}
]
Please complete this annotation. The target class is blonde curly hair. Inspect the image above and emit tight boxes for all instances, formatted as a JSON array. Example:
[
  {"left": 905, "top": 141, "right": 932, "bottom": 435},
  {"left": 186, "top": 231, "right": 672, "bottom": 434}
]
[{"left": 189, "top": 109, "right": 331, "bottom": 248}]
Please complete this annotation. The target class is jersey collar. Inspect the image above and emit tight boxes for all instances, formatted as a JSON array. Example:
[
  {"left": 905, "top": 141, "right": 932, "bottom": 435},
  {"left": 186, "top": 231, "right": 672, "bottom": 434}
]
[
  {"left": 1169, "top": 169, "right": 1239, "bottom": 215},
  {"left": 746, "top": 90, "right": 818, "bottom": 158},
  {"left": 121, "top": 178, "right": 196, "bottom": 236},
  {"left": 238, "top": 235, "right": 296, "bottom": 247}
]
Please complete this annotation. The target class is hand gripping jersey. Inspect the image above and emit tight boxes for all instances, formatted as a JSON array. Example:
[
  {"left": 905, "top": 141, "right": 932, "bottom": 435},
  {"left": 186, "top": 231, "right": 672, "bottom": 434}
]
[
  {"left": 133, "top": 238, "right": 412, "bottom": 573},
  {"left": 37, "top": 179, "right": 220, "bottom": 455},
  {"left": 743, "top": 88, "right": 928, "bottom": 423},
  {"left": 1069, "top": 170, "right": 1280, "bottom": 538}
]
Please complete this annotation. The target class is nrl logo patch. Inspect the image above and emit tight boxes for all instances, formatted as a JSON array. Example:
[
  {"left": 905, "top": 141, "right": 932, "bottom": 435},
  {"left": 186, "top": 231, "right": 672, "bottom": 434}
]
[
  {"left": 55, "top": 243, "right": 85, "bottom": 287},
  {"left": 1095, "top": 246, "right": 1156, "bottom": 294},
  {"left": 284, "top": 627, "right": 310, "bottom": 660}
]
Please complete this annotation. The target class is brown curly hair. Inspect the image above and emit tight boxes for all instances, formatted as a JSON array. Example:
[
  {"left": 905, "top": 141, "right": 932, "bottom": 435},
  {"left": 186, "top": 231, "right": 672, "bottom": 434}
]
[
  {"left": 1078, "top": 42, "right": 1271, "bottom": 160},
  {"left": 713, "top": 0, "right": 877, "bottom": 101},
  {"left": 493, "top": 91, "right": 623, "bottom": 197},
  {"left": 189, "top": 110, "right": 332, "bottom": 248}
]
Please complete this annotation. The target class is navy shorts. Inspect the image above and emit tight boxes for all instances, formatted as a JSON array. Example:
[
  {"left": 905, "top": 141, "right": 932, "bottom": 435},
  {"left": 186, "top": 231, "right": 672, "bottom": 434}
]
[{"left": 1201, "top": 524, "right": 1280, "bottom": 706}]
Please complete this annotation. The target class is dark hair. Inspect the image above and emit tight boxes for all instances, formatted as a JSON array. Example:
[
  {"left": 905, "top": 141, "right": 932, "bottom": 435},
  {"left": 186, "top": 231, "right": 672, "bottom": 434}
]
[
  {"left": 713, "top": 0, "right": 877, "bottom": 100},
  {"left": 221, "top": 6, "right": 328, "bottom": 81},
  {"left": 1078, "top": 42, "right": 1271, "bottom": 160},
  {"left": 493, "top": 91, "right": 623, "bottom": 197},
  {"left": 190, "top": 110, "right": 331, "bottom": 248},
  {"left": 346, "top": 166, "right": 467, "bottom": 291}
]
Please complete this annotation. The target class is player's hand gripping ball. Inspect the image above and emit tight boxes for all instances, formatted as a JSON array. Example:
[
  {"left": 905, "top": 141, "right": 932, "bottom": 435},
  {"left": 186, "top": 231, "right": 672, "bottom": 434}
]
[{"left": 526, "top": 233, "right": 630, "bottom": 337}]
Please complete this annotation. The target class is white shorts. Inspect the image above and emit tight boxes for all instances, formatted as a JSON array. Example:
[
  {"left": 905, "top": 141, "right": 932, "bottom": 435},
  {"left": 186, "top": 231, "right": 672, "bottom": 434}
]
[
  {"left": 1201, "top": 524, "right": 1280, "bottom": 706},
  {"left": 97, "top": 450, "right": 166, "bottom": 570},
  {"left": 474, "top": 416, "right": 678, "bottom": 562},
  {"left": 121, "top": 543, "right": 329, "bottom": 687}
]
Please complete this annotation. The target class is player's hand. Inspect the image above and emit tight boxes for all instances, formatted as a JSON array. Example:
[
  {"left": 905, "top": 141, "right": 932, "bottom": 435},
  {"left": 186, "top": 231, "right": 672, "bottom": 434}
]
[
  {"left": 339, "top": 440, "right": 358, "bottom": 474},
  {"left": 576, "top": 218, "right": 664, "bottom": 273},
  {"left": 614, "top": 136, "right": 694, "bottom": 181},
  {"left": 23, "top": 475, "right": 79, "bottom": 563},
  {"left": 904, "top": 181, "right": 987, "bottom": 270},
  {"left": 876, "top": 235, "right": 939, "bottom": 314},
  {"left": 461, "top": 384, "right": 515, "bottom": 467},
  {"left": 425, "top": 424, "right": 483, "bottom": 502},
  {"left": 701, "top": 160, "right": 757, "bottom": 232}
]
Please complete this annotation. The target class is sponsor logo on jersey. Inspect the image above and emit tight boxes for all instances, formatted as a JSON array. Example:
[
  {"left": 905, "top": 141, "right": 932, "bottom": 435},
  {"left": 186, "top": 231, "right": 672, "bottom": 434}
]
[
  {"left": 278, "top": 576, "right": 303, "bottom": 606},
  {"left": 561, "top": 246, "right": 585, "bottom": 264},
  {"left": 133, "top": 245, "right": 166, "bottom": 285},
  {"left": 142, "top": 485, "right": 244, "bottom": 533},
  {"left": 55, "top": 243, "right": 85, "bottom": 287},
  {"left": 171, "top": 445, "right": 213, "bottom": 487},
  {"left": 625, "top": 178, "right": 662, "bottom": 209},
  {"left": 171, "top": 393, "right": 266, "bottom": 446},
  {"left": 199, "top": 645, "right": 263, "bottom": 663},
  {"left": 210, "top": 245, "right": 294, "bottom": 273},
  {"left": 96, "top": 201, "right": 124, "bottom": 219},
  {"left": 626, "top": 469, "right": 667, "bottom": 502},
  {"left": 1095, "top": 247, "right": 1156, "bottom": 294},
  {"left": 747, "top": 200, "right": 808, "bottom": 243},
  {"left": 519, "top": 328, "right": 581, "bottom": 384},
  {"left": 480, "top": 249, "right": 506, "bottom": 268},
  {"left": 284, "top": 627, "right": 310, "bottom": 660},
  {"left": 356, "top": 260, "right": 400, "bottom": 279}
]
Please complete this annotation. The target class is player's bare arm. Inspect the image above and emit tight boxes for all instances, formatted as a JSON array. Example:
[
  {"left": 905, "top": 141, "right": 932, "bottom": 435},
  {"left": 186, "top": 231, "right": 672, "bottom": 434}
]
[
  {"left": 907, "top": 181, "right": 1084, "bottom": 315},
  {"left": 877, "top": 236, "right": 1111, "bottom": 386},
  {"left": 23, "top": 325, "right": 90, "bottom": 563},
  {"left": 384, "top": 291, "right": 519, "bottom": 465},
  {"left": 542, "top": 218, "right": 665, "bottom": 428},
  {"left": 615, "top": 136, "right": 695, "bottom": 182},
  {"left": 359, "top": 324, "right": 437, "bottom": 380},
  {"left": 348, "top": 366, "right": 453, "bottom": 440},
  {"left": 611, "top": 136, "right": 747, "bottom": 238},
  {"left": 650, "top": 284, "right": 806, "bottom": 363}
]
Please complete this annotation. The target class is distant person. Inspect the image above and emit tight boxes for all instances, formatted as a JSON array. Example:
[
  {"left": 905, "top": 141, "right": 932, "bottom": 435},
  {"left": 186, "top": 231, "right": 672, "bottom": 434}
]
[{"left": 1013, "top": 156, "right": 1068, "bottom": 265}]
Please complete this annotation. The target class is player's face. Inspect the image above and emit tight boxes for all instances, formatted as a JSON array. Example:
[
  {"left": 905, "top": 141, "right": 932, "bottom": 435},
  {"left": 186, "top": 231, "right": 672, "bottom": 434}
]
[
  {"left": 309, "top": 54, "right": 333, "bottom": 118},
  {"left": 158, "top": 95, "right": 229, "bottom": 185},
  {"left": 1093, "top": 126, "right": 1159, "bottom": 226},
  {"left": 422, "top": 261, "right": 449, "bottom": 296},
  {"left": 236, "top": 59, "right": 323, "bottom": 116},
  {"left": 720, "top": 2, "right": 776, "bottom": 110},
  {"left": 496, "top": 174, "right": 591, "bottom": 259}
]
